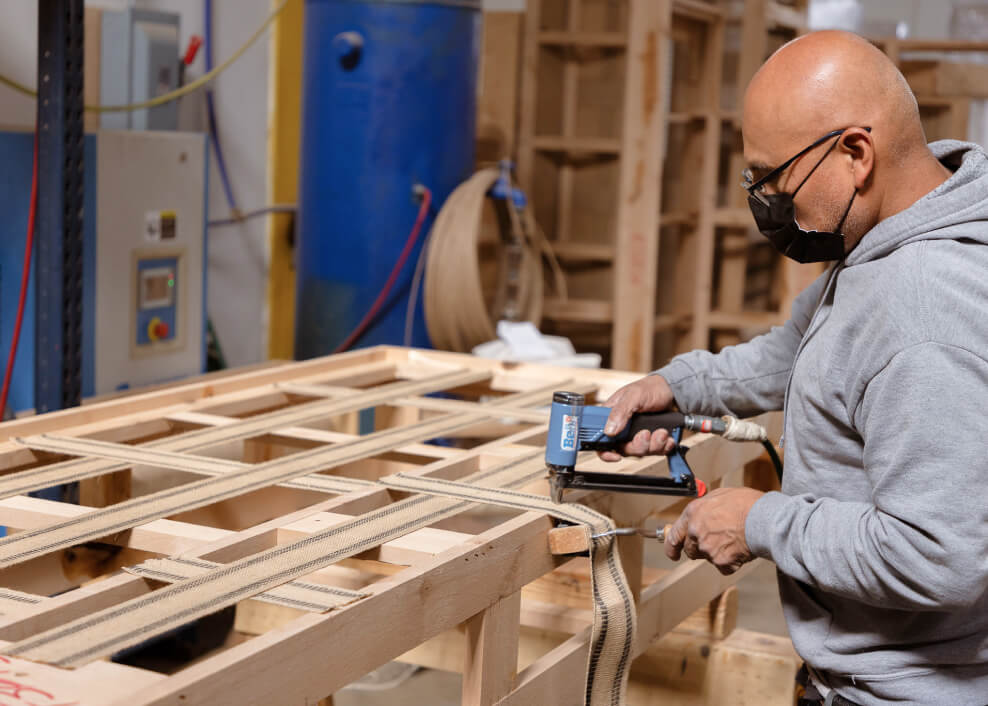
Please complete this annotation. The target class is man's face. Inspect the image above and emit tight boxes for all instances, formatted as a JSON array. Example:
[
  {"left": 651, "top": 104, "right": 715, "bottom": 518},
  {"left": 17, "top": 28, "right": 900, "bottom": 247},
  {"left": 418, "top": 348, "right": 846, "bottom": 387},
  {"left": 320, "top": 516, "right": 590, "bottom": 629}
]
[{"left": 743, "top": 127, "right": 855, "bottom": 241}]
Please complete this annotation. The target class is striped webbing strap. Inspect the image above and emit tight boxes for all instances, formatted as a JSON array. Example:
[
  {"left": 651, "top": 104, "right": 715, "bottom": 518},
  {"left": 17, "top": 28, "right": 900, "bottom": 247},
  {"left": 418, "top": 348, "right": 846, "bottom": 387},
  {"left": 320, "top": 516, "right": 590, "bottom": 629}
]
[
  {"left": 1, "top": 454, "right": 548, "bottom": 667},
  {"left": 380, "top": 472, "right": 637, "bottom": 706}
]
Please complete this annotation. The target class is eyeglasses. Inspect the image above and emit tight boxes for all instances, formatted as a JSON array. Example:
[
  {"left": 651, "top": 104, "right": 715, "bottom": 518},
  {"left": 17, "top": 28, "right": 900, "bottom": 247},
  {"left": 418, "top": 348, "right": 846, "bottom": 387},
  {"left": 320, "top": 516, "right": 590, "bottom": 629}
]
[{"left": 741, "top": 127, "right": 872, "bottom": 205}]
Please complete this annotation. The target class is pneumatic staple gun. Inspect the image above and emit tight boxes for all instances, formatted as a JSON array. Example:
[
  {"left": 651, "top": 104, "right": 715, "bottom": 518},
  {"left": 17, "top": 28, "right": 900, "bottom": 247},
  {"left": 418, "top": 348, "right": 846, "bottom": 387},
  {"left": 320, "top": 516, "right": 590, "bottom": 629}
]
[{"left": 546, "top": 391, "right": 779, "bottom": 504}]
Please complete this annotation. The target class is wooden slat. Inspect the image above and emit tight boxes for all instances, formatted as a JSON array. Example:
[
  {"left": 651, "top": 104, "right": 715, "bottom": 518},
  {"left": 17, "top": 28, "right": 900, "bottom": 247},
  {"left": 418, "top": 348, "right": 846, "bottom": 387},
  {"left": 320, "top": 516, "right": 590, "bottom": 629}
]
[
  {"left": 553, "top": 242, "right": 616, "bottom": 263},
  {"left": 556, "top": 0, "right": 582, "bottom": 243},
  {"left": 707, "top": 310, "right": 783, "bottom": 330},
  {"left": 686, "top": 13, "right": 725, "bottom": 352},
  {"left": 538, "top": 31, "right": 627, "bottom": 48},
  {"left": 766, "top": 0, "right": 808, "bottom": 31},
  {"left": 0, "top": 350, "right": 391, "bottom": 443},
  {"left": 672, "top": 0, "right": 726, "bottom": 23},
  {"left": 611, "top": 0, "right": 672, "bottom": 372},
  {"left": 531, "top": 135, "right": 623, "bottom": 155},
  {"left": 463, "top": 590, "right": 522, "bottom": 705},
  {"left": 516, "top": 0, "right": 542, "bottom": 192},
  {"left": 543, "top": 297, "right": 613, "bottom": 324}
]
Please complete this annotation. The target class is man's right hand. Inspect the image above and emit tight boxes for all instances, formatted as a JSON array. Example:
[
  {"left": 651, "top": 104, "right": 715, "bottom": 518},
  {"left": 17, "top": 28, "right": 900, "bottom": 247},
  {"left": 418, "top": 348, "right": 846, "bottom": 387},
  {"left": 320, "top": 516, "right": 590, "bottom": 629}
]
[{"left": 599, "top": 375, "right": 677, "bottom": 462}]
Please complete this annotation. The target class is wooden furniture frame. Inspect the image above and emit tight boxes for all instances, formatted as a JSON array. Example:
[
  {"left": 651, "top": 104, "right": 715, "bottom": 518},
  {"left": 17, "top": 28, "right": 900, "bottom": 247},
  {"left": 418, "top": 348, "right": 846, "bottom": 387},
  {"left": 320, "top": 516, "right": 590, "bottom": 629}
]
[{"left": 0, "top": 347, "right": 783, "bottom": 705}]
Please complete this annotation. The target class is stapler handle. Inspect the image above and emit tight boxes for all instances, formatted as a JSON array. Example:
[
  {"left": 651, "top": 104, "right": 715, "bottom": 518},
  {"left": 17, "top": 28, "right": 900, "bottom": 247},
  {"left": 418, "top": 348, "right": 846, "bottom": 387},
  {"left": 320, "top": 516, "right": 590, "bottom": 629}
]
[{"left": 624, "top": 411, "right": 686, "bottom": 439}]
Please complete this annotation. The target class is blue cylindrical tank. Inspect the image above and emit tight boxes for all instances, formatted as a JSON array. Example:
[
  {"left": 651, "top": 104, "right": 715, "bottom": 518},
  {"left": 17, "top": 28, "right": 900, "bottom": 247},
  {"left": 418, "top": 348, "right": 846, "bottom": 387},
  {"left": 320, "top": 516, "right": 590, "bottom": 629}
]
[{"left": 295, "top": 0, "right": 481, "bottom": 358}]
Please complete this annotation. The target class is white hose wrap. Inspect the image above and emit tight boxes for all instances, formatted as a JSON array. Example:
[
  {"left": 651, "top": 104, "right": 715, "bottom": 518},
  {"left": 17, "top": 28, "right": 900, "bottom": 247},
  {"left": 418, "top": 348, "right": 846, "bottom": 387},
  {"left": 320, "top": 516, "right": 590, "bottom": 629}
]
[{"left": 720, "top": 416, "right": 768, "bottom": 442}]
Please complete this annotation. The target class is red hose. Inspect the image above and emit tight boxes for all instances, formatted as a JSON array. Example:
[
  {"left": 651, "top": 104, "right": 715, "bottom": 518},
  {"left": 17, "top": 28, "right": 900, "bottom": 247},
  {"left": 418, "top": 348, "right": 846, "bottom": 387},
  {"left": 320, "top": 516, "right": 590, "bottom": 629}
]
[
  {"left": 0, "top": 129, "right": 39, "bottom": 419},
  {"left": 334, "top": 187, "right": 433, "bottom": 353}
]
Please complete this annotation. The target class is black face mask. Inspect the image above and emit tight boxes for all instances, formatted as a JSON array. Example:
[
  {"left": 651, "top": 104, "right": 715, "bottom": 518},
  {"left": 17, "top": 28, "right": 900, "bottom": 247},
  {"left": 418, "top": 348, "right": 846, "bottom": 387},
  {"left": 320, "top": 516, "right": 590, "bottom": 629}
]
[
  {"left": 747, "top": 188, "right": 856, "bottom": 263},
  {"left": 744, "top": 127, "right": 869, "bottom": 264}
]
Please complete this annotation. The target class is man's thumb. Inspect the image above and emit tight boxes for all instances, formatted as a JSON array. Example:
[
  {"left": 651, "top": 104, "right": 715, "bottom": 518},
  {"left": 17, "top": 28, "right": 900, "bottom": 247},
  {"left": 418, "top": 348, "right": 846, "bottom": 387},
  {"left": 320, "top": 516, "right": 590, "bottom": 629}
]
[{"left": 604, "top": 403, "right": 632, "bottom": 436}]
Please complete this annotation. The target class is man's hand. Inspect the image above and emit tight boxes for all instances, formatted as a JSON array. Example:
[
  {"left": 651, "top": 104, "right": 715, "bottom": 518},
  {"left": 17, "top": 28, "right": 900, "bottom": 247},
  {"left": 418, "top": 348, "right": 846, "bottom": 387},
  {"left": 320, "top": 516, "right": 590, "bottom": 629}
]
[
  {"left": 665, "top": 487, "right": 764, "bottom": 575},
  {"left": 599, "top": 375, "right": 677, "bottom": 461}
]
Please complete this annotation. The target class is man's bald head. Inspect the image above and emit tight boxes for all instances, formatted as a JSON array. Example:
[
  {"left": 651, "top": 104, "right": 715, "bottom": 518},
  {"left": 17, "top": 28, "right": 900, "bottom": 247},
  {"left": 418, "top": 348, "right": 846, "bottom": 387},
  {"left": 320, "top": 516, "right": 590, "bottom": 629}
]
[
  {"left": 744, "top": 30, "right": 923, "bottom": 165},
  {"left": 741, "top": 30, "right": 949, "bottom": 252}
]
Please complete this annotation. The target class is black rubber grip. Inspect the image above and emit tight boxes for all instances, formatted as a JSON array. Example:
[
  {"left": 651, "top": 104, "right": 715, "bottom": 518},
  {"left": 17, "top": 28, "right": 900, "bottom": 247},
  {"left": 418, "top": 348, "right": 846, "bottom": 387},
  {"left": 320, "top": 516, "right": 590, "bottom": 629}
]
[{"left": 625, "top": 412, "right": 686, "bottom": 437}]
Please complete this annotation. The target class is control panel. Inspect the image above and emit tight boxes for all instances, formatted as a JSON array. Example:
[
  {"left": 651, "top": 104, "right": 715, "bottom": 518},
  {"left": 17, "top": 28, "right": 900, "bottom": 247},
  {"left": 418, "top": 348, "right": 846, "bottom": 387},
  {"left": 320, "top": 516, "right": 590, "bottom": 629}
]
[{"left": 135, "top": 254, "right": 180, "bottom": 347}]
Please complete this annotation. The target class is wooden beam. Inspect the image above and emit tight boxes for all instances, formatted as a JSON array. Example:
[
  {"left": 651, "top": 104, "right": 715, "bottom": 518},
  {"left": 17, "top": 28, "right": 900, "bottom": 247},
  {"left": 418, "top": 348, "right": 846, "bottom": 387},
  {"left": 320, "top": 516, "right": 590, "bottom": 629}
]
[
  {"left": 611, "top": 0, "right": 671, "bottom": 371},
  {"left": 538, "top": 31, "right": 627, "bottom": 48},
  {"left": 463, "top": 590, "right": 522, "bottom": 705}
]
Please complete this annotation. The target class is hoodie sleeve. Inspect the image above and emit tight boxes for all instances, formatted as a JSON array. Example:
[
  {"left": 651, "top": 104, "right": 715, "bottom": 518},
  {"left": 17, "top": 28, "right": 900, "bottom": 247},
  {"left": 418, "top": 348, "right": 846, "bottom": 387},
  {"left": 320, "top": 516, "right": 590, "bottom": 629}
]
[
  {"left": 745, "top": 341, "right": 988, "bottom": 610},
  {"left": 654, "top": 271, "right": 829, "bottom": 418}
]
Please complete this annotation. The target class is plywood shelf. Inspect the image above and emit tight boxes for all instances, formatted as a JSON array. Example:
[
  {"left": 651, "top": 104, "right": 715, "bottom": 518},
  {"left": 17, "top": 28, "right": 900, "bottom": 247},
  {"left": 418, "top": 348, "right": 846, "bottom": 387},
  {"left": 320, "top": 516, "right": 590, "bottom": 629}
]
[
  {"left": 532, "top": 135, "right": 623, "bottom": 155},
  {"left": 708, "top": 310, "right": 784, "bottom": 330},
  {"left": 538, "top": 31, "right": 627, "bottom": 48},
  {"left": 673, "top": 0, "right": 726, "bottom": 24},
  {"left": 553, "top": 242, "right": 616, "bottom": 263},
  {"left": 543, "top": 297, "right": 613, "bottom": 323},
  {"left": 766, "top": 0, "right": 808, "bottom": 31}
]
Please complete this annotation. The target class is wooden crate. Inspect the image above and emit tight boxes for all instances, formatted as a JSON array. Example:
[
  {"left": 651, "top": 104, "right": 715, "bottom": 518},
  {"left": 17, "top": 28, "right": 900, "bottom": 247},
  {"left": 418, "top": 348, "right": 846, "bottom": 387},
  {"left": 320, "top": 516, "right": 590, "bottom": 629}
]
[{"left": 0, "top": 347, "right": 786, "bottom": 705}]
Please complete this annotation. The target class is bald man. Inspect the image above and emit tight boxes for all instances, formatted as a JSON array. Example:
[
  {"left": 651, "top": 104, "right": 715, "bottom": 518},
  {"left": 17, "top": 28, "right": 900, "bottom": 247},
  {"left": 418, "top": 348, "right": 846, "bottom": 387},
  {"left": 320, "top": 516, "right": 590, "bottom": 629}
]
[{"left": 601, "top": 31, "right": 988, "bottom": 706}]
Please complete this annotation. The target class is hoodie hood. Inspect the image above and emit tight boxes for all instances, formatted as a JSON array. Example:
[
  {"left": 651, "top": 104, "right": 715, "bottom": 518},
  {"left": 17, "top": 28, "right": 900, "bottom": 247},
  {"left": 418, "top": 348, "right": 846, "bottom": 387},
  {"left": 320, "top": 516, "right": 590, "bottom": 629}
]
[{"left": 845, "top": 140, "right": 988, "bottom": 266}]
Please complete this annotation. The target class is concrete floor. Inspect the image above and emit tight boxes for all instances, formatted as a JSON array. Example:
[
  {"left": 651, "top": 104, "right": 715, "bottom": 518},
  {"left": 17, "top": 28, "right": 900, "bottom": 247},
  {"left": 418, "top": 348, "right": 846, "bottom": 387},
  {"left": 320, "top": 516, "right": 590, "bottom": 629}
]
[{"left": 336, "top": 556, "right": 788, "bottom": 706}]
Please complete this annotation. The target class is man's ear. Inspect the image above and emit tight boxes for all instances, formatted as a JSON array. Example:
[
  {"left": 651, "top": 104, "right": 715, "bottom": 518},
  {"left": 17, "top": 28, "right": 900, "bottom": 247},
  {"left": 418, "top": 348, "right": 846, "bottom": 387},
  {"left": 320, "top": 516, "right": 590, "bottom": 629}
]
[{"left": 840, "top": 128, "right": 874, "bottom": 190}]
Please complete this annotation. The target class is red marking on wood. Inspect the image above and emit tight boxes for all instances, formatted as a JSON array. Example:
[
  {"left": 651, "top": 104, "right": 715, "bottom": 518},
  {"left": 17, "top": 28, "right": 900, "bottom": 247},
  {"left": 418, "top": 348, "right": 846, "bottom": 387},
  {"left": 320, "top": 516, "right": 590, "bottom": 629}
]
[{"left": 0, "top": 657, "right": 78, "bottom": 706}]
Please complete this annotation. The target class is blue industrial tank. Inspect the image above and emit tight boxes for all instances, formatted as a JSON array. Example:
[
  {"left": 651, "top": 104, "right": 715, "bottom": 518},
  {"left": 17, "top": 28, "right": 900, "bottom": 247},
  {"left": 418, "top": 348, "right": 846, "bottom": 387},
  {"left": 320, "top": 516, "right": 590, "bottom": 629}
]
[{"left": 295, "top": 0, "right": 481, "bottom": 358}]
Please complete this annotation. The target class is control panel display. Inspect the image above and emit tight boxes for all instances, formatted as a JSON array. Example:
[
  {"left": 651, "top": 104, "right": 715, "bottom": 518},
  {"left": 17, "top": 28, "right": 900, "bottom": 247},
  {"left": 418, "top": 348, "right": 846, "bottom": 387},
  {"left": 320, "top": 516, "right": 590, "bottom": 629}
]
[
  {"left": 136, "top": 255, "right": 180, "bottom": 347},
  {"left": 140, "top": 266, "right": 176, "bottom": 309}
]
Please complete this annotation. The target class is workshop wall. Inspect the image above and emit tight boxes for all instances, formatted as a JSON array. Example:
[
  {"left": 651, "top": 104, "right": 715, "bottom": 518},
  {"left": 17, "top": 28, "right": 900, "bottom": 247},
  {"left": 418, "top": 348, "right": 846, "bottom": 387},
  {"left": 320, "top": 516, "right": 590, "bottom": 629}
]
[
  {"left": 0, "top": 0, "right": 521, "bottom": 373},
  {"left": 0, "top": 0, "right": 271, "bottom": 370}
]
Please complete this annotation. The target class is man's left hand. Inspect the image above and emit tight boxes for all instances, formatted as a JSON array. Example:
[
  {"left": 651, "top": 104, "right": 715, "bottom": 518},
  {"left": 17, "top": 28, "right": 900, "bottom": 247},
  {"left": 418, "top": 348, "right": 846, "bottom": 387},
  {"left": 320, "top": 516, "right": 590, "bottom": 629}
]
[{"left": 665, "top": 487, "right": 764, "bottom": 575}]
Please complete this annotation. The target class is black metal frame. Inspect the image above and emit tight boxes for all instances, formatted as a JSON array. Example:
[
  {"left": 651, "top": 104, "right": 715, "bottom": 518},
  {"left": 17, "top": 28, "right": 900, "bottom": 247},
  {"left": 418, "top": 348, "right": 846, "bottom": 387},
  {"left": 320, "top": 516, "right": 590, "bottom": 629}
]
[{"left": 36, "top": 0, "right": 86, "bottom": 413}]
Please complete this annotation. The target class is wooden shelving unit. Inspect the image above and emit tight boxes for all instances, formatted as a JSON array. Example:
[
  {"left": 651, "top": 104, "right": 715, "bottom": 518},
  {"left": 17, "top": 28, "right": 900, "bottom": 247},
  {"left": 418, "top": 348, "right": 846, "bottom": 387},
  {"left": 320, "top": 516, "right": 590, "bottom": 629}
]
[{"left": 517, "top": 0, "right": 729, "bottom": 372}]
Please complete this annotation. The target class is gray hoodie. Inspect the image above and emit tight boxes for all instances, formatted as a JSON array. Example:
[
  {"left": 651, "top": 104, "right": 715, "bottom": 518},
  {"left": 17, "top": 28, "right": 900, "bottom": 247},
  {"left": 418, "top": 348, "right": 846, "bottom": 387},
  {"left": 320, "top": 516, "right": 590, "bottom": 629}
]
[{"left": 656, "top": 140, "right": 988, "bottom": 706}]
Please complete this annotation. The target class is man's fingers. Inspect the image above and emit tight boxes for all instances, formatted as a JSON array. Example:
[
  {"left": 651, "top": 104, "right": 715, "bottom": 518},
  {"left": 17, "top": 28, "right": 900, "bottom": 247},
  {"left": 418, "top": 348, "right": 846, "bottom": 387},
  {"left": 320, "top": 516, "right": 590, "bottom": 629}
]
[
  {"left": 622, "top": 430, "right": 651, "bottom": 456},
  {"left": 664, "top": 511, "right": 689, "bottom": 561},
  {"left": 647, "top": 429, "right": 671, "bottom": 455},
  {"left": 682, "top": 534, "right": 703, "bottom": 560},
  {"left": 597, "top": 450, "right": 623, "bottom": 463}
]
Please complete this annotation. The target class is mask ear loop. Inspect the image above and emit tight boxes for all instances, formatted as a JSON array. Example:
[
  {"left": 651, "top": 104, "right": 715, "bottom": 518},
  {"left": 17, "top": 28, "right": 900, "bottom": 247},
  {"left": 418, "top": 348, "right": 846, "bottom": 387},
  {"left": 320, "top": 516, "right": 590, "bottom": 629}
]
[{"left": 791, "top": 134, "right": 843, "bottom": 198}]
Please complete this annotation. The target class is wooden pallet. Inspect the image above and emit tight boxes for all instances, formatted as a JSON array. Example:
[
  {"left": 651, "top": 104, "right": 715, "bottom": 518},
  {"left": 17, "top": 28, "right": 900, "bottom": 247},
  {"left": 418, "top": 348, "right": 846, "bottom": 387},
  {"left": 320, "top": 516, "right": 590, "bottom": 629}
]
[{"left": 0, "top": 347, "right": 784, "bottom": 705}]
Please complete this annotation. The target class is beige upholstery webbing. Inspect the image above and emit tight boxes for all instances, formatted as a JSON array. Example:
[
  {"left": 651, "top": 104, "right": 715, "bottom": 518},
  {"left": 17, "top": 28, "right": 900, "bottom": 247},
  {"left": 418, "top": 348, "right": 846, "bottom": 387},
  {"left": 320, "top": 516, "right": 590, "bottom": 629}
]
[
  {"left": 0, "top": 588, "right": 44, "bottom": 617},
  {"left": 381, "top": 472, "right": 636, "bottom": 706},
  {"left": 0, "top": 383, "right": 565, "bottom": 569},
  {"left": 0, "top": 367, "right": 490, "bottom": 501},
  {"left": 123, "top": 557, "right": 368, "bottom": 613},
  {"left": 0, "top": 375, "right": 636, "bottom": 704},
  {"left": 2, "top": 452, "right": 547, "bottom": 667}
]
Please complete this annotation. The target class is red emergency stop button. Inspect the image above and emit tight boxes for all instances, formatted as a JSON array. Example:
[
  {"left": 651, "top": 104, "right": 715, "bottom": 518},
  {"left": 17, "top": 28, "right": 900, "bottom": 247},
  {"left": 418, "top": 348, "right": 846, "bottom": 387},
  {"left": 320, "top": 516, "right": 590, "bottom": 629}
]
[{"left": 147, "top": 317, "right": 170, "bottom": 342}]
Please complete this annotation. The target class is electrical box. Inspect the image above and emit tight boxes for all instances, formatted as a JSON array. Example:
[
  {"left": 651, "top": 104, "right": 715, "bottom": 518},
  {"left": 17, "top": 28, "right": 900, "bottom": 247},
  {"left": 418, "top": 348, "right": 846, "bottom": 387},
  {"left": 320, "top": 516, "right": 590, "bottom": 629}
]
[
  {"left": 97, "top": 8, "right": 181, "bottom": 131},
  {"left": 0, "top": 130, "right": 207, "bottom": 417}
]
